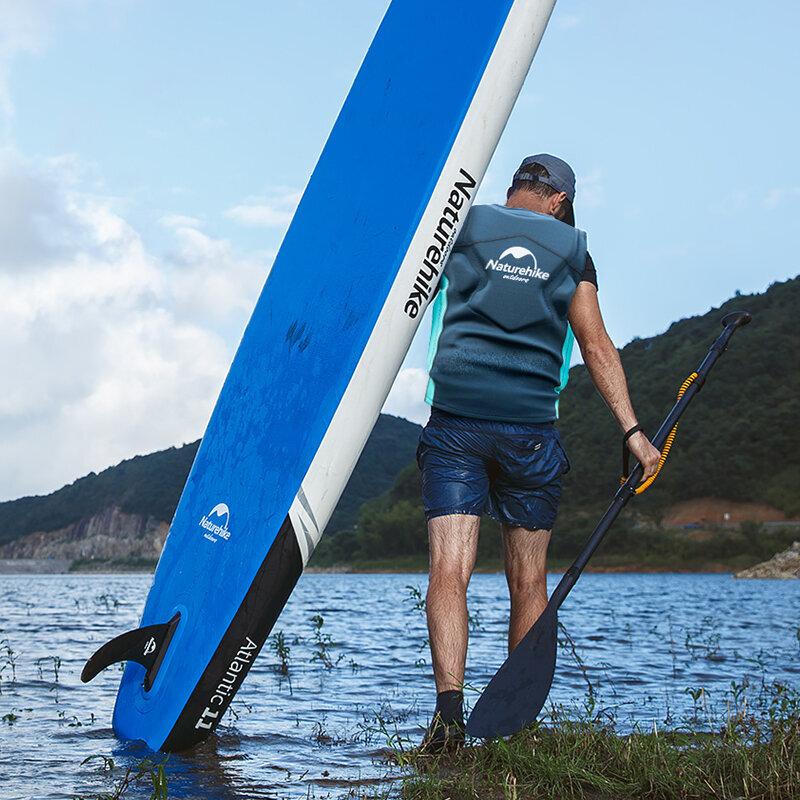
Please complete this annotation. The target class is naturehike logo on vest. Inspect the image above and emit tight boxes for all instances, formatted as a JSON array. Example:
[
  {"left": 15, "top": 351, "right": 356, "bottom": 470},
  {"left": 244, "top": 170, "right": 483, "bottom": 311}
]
[
  {"left": 199, "top": 503, "right": 231, "bottom": 543},
  {"left": 485, "top": 246, "right": 550, "bottom": 283}
]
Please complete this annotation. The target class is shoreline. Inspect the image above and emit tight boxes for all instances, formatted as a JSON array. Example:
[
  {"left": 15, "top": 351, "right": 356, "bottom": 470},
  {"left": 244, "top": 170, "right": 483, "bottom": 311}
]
[
  {"left": 0, "top": 557, "right": 752, "bottom": 576},
  {"left": 0, "top": 557, "right": 73, "bottom": 574}
]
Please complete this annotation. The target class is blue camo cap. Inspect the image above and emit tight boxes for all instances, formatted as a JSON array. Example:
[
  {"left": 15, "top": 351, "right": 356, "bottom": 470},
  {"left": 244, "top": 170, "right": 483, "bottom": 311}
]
[{"left": 513, "top": 154, "right": 576, "bottom": 203}]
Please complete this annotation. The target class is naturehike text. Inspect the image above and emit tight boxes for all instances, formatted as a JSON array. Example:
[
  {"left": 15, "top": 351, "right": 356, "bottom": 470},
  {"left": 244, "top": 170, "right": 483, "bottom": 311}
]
[
  {"left": 199, "top": 516, "right": 230, "bottom": 540},
  {"left": 485, "top": 260, "right": 550, "bottom": 283},
  {"left": 404, "top": 168, "right": 476, "bottom": 319}
]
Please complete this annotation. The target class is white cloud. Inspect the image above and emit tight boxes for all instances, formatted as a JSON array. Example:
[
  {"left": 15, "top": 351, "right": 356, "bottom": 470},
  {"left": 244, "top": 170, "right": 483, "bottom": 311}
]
[
  {"left": 167, "top": 223, "right": 271, "bottom": 320},
  {"left": 711, "top": 186, "right": 800, "bottom": 215},
  {"left": 0, "top": 1, "right": 115, "bottom": 120},
  {"left": 577, "top": 169, "right": 605, "bottom": 209},
  {"left": 0, "top": 3, "right": 46, "bottom": 118},
  {"left": 0, "top": 152, "right": 269, "bottom": 501},
  {"left": 224, "top": 188, "right": 302, "bottom": 228},
  {"left": 382, "top": 367, "right": 430, "bottom": 425},
  {"left": 554, "top": 13, "right": 583, "bottom": 29},
  {"left": 763, "top": 187, "right": 800, "bottom": 209},
  {"left": 160, "top": 213, "right": 203, "bottom": 230}
]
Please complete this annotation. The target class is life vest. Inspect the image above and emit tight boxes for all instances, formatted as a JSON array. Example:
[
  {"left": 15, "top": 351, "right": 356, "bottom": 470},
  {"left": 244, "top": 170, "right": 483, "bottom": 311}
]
[{"left": 426, "top": 204, "right": 587, "bottom": 422}]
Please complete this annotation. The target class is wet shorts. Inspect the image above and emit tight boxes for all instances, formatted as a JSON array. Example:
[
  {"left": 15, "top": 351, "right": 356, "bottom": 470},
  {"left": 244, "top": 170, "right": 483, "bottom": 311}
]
[{"left": 416, "top": 408, "right": 570, "bottom": 530}]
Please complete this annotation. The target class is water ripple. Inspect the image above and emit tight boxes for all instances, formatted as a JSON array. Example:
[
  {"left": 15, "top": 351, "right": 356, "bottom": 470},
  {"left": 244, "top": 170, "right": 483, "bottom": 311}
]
[{"left": 0, "top": 572, "right": 797, "bottom": 799}]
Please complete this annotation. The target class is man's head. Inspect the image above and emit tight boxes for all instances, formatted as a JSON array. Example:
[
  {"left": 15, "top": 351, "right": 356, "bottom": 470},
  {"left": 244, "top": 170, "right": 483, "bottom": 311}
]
[{"left": 507, "top": 154, "right": 575, "bottom": 226}]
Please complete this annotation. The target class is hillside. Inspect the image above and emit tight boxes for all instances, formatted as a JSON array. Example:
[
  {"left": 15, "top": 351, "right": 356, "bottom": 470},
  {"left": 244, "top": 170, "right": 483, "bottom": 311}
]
[
  {"left": 0, "top": 413, "right": 420, "bottom": 554},
  {"left": 313, "top": 277, "right": 800, "bottom": 567},
  {"left": 558, "top": 276, "right": 800, "bottom": 518}
]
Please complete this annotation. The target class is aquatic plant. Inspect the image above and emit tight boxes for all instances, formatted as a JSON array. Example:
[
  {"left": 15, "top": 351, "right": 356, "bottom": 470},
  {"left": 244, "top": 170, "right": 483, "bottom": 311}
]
[
  {"left": 684, "top": 614, "right": 724, "bottom": 662},
  {"left": 57, "top": 709, "right": 93, "bottom": 727},
  {"left": 309, "top": 612, "right": 342, "bottom": 670},
  {"left": 683, "top": 686, "right": 712, "bottom": 727},
  {"left": 557, "top": 621, "right": 595, "bottom": 700},
  {"left": 94, "top": 593, "right": 120, "bottom": 612},
  {"left": 269, "top": 629, "right": 292, "bottom": 675},
  {"left": 405, "top": 584, "right": 426, "bottom": 614},
  {"left": 467, "top": 607, "right": 483, "bottom": 633},
  {"left": 75, "top": 755, "right": 169, "bottom": 800},
  {"left": 224, "top": 697, "right": 254, "bottom": 722},
  {"left": 311, "top": 716, "right": 350, "bottom": 747},
  {"left": 0, "top": 635, "right": 17, "bottom": 691},
  {"left": 404, "top": 585, "right": 430, "bottom": 669},
  {"left": 36, "top": 654, "right": 61, "bottom": 683}
]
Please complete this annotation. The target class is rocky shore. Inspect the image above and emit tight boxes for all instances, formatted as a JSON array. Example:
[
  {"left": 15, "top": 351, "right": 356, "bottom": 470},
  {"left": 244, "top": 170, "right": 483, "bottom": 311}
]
[
  {"left": 0, "top": 505, "right": 166, "bottom": 562},
  {"left": 733, "top": 541, "right": 800, "bottom": 579}
]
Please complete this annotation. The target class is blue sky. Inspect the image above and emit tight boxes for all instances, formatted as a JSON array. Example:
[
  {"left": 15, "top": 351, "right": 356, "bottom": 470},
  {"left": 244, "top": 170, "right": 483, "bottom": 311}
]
[{"left": 1, "top": 0, "right": 798, "bottom": 501}]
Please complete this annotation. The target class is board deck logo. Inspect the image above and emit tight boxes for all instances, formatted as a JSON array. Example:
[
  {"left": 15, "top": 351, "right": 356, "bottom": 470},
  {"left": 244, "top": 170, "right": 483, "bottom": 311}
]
[
  {"left": 199, "top": 503, "right": 231, "bottom": 543},
  {"left": 486, "top": 246, "right": 550, "bottom": 284},
  {"left": 404, "top": 168, "right": 476, "bottom": 319}
]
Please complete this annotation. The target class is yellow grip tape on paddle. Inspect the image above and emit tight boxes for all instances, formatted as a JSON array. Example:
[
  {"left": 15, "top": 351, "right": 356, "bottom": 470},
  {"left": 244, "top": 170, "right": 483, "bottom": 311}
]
[{"left": 625, "top": 372, "right": 697, "bottom": 495}]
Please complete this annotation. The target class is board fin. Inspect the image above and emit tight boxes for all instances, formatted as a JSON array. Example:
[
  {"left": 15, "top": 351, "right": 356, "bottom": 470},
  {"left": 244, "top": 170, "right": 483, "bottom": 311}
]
[{"left": 82, "top": 613, "right": 181, "bottom": 691}]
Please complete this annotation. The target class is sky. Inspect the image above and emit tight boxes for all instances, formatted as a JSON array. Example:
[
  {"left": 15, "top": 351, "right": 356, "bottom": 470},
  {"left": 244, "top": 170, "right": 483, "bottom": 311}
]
[{"left": 1, "top": 0, "right": 799, "bottom": 502}]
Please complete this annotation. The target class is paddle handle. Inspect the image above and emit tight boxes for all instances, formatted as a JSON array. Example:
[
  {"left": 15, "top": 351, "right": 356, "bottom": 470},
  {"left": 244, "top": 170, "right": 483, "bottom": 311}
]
[{"left": 548, "top": 311, "right": 751, "bottom": 611}]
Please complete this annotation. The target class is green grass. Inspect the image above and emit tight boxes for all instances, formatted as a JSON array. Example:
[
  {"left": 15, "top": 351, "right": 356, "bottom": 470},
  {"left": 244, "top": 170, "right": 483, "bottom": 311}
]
[{"left": 381, "top": 682, "right": 800, "bottom": 800}]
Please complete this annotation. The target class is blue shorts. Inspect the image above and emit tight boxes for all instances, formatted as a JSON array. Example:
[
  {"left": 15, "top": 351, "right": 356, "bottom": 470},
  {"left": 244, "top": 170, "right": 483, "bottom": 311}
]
[{"left": 417, "top": 408, "right": 570, "bottom": 530}]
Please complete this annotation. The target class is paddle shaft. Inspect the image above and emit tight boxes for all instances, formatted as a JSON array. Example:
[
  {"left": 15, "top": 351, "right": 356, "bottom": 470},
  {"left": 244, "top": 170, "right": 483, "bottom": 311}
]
[{"left": 547, "top": 311, "right": 751, "bottom": 611}]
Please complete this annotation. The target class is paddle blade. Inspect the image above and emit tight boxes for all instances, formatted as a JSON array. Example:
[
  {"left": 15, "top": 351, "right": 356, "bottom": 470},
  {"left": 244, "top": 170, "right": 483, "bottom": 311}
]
[{"left": 466, "top": 604, "right": 558, "bottom": 738}]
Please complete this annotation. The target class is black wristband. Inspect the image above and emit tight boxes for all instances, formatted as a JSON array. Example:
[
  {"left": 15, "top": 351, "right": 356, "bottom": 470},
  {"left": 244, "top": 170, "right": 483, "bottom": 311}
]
[
  {"left": 622, "top": 424, "right": 644, "bottom": 477},
  {"left": 622, "top": 423, "right": 644, "bottom": 446}
]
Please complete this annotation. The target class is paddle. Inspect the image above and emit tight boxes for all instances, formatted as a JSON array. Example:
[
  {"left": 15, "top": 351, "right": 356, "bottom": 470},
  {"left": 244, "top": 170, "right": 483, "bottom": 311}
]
[{"left": 465, "top": 311, "right": 752, "bottom": 739}]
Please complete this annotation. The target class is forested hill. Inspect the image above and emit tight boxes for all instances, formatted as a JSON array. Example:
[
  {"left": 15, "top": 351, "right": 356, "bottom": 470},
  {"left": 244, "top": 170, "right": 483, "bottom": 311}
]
[
  {"left": 0, "top": 413, "right": 420, "bottom": 548},
  {"left": 558, "top": 276, "right": 799, "bottom": 518}
]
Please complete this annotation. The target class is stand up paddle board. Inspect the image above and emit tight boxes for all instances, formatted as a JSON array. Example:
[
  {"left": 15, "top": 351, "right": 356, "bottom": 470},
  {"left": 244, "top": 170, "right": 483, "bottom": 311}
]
[{"left": 82, "top": 0, "right": 558, "bottom": 751}]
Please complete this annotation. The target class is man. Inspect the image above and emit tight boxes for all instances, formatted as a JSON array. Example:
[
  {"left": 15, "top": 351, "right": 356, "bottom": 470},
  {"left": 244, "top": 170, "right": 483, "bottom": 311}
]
[{"left": 417, "top": 154, "right": 661, "bottom": 749}]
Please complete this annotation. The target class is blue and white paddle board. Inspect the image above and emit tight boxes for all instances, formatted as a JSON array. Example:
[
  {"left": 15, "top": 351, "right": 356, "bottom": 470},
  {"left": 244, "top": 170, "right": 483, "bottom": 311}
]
[{"left": 82, "top": 0, "right": 558, "bottom": 751}]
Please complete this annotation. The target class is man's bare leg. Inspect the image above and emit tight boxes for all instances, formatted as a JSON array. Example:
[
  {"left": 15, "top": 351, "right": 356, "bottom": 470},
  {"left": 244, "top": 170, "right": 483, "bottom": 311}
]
[
  {"left": 426, "top": 513, "right": 480, "bottom": 693},
  {"left": 502, "top": 525, "right": 551, "bottom": 653}
]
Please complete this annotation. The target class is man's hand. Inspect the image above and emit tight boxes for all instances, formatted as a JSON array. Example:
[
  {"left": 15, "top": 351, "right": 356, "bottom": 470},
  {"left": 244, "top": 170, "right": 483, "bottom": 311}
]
[{"left": 626, "top": 431, "right": 661, "bottom": 481}]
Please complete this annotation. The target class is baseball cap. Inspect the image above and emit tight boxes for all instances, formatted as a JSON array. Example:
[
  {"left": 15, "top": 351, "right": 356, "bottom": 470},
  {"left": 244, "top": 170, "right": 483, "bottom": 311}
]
[{"left": 513, "top": 154, "right": 576, "bottom": 203}]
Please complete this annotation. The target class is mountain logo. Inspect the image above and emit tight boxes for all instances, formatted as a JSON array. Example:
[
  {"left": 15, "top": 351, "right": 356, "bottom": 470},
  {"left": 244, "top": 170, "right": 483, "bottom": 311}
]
[
  {"left": 485, "top": 245, "right": 549, "bottom": 284},
  {"left": 199, "top": 503, "right": 232, "bottom": 543},
  {"left": 498, "top": 246, "right": 536, "bottom": 262}
]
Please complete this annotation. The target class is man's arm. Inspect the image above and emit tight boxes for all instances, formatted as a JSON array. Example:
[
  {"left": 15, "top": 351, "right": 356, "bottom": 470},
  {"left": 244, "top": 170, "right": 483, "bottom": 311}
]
[{"left": 567, "top": 282, "right": 661, "bottom": 480}]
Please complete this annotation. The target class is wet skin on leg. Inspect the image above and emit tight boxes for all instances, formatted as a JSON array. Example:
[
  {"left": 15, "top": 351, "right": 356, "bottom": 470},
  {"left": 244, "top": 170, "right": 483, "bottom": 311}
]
[
  {"left": 502, "top": 524, "right": 551, "bottom": 653},
  {"left": 426, "top": 513, "right": 480, "bottom": 693}
]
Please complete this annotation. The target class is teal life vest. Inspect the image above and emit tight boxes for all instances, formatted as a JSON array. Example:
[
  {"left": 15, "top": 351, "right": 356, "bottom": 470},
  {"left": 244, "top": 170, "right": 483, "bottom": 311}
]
[{"left": 426, "top": 204, "right": 587, "bottom": 422}]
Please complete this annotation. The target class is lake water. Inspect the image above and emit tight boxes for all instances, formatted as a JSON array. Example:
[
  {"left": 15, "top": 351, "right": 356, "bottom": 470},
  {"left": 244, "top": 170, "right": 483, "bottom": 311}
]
[{"left": 1, "top": 572, "right": 798, "bottom": 800}]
